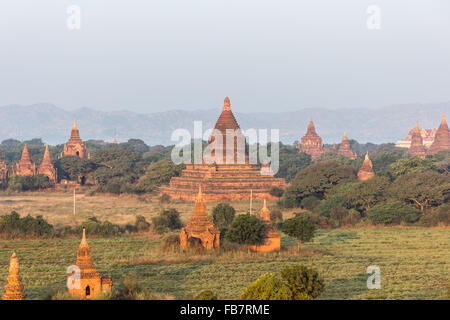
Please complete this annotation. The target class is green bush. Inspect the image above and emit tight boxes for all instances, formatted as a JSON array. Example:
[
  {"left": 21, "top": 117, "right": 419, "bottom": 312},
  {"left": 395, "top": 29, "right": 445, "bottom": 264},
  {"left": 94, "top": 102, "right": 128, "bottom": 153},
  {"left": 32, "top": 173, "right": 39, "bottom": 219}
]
[
  {"left": 212, "top": 202, "right": 236, "bottom": 229},
  {"left": 366, "top": 201, "right": 421, "bottom": 225},
  {"left": 330, "top": 205, "right": 349, "bottom": 227},
  {"left": 152, "top": 208, "right": 183, "bottom": 233},
  {"left": 78, "top": 217, "right": 122, "bottom": 237},
  {"left": 301, "top": 195, "right": 320, "bottom": 210},
  {"left": 280, "top": 265, "right": 324, "bottom": 299},
  {"left": 8, "top": 174, "right": 51, "bottom": 191},
  {"left": 134, "top": 215, "right": 151, "bottom": 232},
  {"left": 419, "top": 204, "right": 450, "bottom": 226},
  {"left": 240, "top": 273, "right": 292, "bottom": 300},
  {"left": 269, "top": 187, "right": 284, "bottom": 198},
  {"left": 225, "top": 214, "right": 266, "bottom": 245},
  {"left": 0, "top": 211, "right": 54, "bottom": 239},
  {"left": 161, "top": 233, "right": 180, "bottom": 250},
  {"left": 194, "top": 290, "right": 217, "bottom": 300},
  {"left": 282, "top": 216, "right": 316, "bottom": 251},
  {"left": 344, "top": 209, "right": 361, "bottom": 226}
]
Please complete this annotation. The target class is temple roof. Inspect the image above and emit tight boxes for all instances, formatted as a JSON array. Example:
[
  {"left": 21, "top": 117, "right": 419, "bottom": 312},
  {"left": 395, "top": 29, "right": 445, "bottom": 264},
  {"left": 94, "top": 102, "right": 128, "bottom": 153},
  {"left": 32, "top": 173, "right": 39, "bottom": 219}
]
[
  {"left": 20, "top": 144, "right": 32, "bottom": 164},
  {"left": 260, "top": 199, "right": 271, "bottom": 223},
  {"left": 41, "top": 145, "right": 52, "bottom": 165},
  {"left": 213, "top": 97, "right": 241, "bottom": 134},
  {"left": 76, "top": 228, "right": 96, "bottom": 270}
]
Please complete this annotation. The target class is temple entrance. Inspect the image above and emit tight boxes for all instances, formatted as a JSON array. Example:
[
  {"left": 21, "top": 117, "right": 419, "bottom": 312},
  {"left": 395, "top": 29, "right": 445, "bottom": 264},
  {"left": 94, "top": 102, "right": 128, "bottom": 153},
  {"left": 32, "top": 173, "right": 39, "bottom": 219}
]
[
  {"left": 80, "top": 176, "right": 86, "bottom": 185},
  {"left": 76, "top": 151, "right": 80, "bottom": 157},
  {"left": 187, "top": 237, "right": 204, "bottom": 251},
  {"left": 86, "top": 286, "right": 90, "bottom": 297}
]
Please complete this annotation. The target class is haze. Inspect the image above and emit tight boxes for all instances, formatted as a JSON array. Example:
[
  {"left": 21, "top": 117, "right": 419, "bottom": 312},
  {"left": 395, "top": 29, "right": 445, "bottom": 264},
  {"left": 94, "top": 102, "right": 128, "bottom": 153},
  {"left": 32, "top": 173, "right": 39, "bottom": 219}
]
[{"left": 1, "top": 0, "right": 449, "bottom": 113}]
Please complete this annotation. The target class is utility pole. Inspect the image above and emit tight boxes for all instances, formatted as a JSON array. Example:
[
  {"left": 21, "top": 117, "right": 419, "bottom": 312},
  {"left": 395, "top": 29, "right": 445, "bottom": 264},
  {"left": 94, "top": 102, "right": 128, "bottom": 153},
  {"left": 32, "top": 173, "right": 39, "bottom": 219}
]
[
  {"left": 73, "top": 188, "right": 76, "bottom": 216},
  {"left": 250, "top": 189, "right": 253, "bottom": 215}
]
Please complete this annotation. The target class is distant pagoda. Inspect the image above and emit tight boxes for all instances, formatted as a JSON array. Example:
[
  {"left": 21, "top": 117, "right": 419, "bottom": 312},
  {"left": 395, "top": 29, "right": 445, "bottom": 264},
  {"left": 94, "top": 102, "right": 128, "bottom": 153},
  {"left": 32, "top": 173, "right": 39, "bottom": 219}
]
[
  {"left": 38, "top": 145, "right": 57, "bottom": 184},
  {"left": 2, "top": 252, "right": 26, "bottom": 300},
  {"left": 427, "top": 114, "right": 450, "bottom": 155},
  {"left": 67, "top": 229, "right": 112, "bottom": 299},
  {"left": 0, "top": 151, "right": 8, "bottom": 185},
  {"left": 14, "top": 144, "right": 36, "bottom": 176},
  {"left": 337, "top": 132, "right": 357, "bottom": 160},
  {"left": 357, "top": 152, "right": 375, "bottom": 181},
  {"left": 161, "top": 97, "right": 286, "bottom": 201},
  {"left": 409, "top": 122, "right": 427, "bottom": 158},
  {"left": 180, "top": 186, "right": 220, "bottom": 249},
  {"left": 248, "top": 200, "right": 281, "bottom": 253},
  {"left": 297, "top": 117, "right": 328, "bottom": 160},
  {"left": 63, "top": 120, "right": 88, "bottom": 158}
]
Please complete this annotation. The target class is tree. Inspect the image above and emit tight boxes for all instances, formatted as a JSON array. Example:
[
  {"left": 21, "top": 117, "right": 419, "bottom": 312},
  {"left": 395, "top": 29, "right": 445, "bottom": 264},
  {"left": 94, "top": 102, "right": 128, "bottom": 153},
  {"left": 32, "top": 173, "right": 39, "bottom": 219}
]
[
  {"left": 280, "top": 265, "right": 324, "bottom": 300},
  {"left": 239, "top": 273, "right": 292, "bottom": 300},
  {"left": 54, "top": 156, "right": 96, "bottom": 181},
  {"left": 282, "top": 217, "right": 316, "bottom": 252},
  {"left": 344, "top": 176, "right": 391, "bottom": 212},
  {"left": 330, "top": 205, "right": 349, "bottom": 227},
  {"left": 275, "top": 146, "right": 311, "bottom": 182},
  {"left": 388, "top": 171, "right": 450, "bottom": 213},
  {"left": 283, "top": 161, "right": 356, "bottom": 206},
  {"left": 151, "top": 208, "right": 183, "bottom": 234},
  {"left": 137, "top": 160, "right": 185, "bottom": 193},
  {"left": 366, "top": 201, "right": 421, "bottom": 225},
  {"left": 225, "top": 214, "right": 266, "bottom": 245},
  {"left": 390, "top": 157, "right": 437, "bottom": 177},
  {"left": 194, "top": 290, "right": 217, "bottom": 300},
  {"left": 8, "top": 174, "right": 51, "bottom": 191},
  {"left": 371, "top": 149, "right": 406, "bottom": 173},
  {"left": 269, "top": 187, "right": 284, "bottom": 198},
  {"left": 212, "top": 203, "right": 236, "bottom": 229}
]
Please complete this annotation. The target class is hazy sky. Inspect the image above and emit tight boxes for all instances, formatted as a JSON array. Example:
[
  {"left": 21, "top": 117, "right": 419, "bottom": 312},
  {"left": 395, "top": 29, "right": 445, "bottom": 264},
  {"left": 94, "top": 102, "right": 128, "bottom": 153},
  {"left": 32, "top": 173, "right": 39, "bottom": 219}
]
[{"left": 1, "top": 0, "right": 449, "bottom": 113}]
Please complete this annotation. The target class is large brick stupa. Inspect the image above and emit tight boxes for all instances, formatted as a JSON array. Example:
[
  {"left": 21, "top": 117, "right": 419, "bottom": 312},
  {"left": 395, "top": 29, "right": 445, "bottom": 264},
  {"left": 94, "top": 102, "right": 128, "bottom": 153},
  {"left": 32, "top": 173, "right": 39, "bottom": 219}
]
[
  {"left": 161, "top": 97, "right": 286, "bottom": 201},
  {"left": 297, "top": 118, "right": 328, "bottom": 160},
  {"left": 427, "top": 114, "right": 450, "bottom": 155}
]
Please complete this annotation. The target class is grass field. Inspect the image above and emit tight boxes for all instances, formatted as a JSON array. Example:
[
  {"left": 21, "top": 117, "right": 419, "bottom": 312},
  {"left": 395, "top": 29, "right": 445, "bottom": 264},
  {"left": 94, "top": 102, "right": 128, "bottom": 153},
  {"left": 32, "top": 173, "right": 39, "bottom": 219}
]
[{"left": 0, "top": 192, "right": 448, "bottom": 300}]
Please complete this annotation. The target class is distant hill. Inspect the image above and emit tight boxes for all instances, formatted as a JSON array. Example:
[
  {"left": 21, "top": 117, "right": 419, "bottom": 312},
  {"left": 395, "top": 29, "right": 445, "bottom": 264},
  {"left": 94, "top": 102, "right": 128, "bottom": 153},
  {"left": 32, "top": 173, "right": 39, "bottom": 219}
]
[{"left": 1, "top": 102, "right": 449, "bottom": 146}]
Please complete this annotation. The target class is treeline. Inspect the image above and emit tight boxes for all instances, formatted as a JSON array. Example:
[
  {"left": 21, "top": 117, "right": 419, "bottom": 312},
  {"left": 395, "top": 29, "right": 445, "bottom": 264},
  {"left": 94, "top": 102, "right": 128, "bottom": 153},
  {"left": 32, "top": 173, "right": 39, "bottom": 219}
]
[
  {"left": 278, "top": 150, "right": 450, "bottom": 227},
  {"left": 0, "top": 211, "right": 151, "bottom": 239}
]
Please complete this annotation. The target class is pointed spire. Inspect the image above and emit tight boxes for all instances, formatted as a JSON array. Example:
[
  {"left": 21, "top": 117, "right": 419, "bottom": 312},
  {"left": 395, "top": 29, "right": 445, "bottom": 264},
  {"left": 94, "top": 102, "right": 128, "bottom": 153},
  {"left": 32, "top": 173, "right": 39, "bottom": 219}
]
[
  {"left": 42, "top": 145, "right": 51, "bottom": 164},
  {"left": 259, "top": 199, "right": 271, "bottom": 224},
  {"left": 414, "top": 121, "right": 420, "bottom": 132},
  {"left": 223, "top": 96, "right": 231, "bottom": 111},
  {"left": 343, "top": 131, "right": 348, "bottom": 141},
  {"left": 73, "top": 120, "right": 77, "bottom": 129},
  {"left": 21, "top": 144, "right": 30, "bottom": 160},
  {"left": 81, "top": 228, "right": 87, "bottom": 246},
  {"left": 196, "top": 185, "right": 203, "bottom": 202},
  {"left": 442, "top": 114, "right": 446, "bottom": 125},
  {"left": 365, "top": 151, "right": 369, "bottom": 160},
  {"left": 2, "top": 252, "right": 26, "bottom": 300}
]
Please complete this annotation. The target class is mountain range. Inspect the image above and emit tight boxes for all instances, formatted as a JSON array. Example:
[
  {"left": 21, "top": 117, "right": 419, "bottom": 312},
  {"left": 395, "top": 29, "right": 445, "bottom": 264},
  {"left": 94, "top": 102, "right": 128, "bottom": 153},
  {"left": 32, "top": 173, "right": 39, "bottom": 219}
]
[{"left": 2, "top": 101, "right": 449, "bottom": 146}]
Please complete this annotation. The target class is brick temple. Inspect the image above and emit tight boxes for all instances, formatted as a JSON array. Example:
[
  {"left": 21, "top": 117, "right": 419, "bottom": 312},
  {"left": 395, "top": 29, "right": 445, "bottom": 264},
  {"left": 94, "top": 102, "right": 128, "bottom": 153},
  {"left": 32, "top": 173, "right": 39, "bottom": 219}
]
[
  {"left": 180, "top": 186, "right": 220, "bottom": 249},
  {"left": 409, "top": 122, "right": 427, "bottom": 158},
  {"left": 2, "top": 252, "right": 26, "bottom": 300},
  {"left": 337, "top": 132, "right": 357, "bottom": 160},
  {"left": 248, "top": 200, "right": 281, "bottom": 253},
  {"left": 67, "top": 229, "right": 112, "bottom": 299},
  {"left": 161, "top": 97, "right": 286, "bottom": 201},
  {"left": 357, "top": 152, "right": 375, "bottom": 181},
  {"left": 63, "top": 120, "right": 88, "bottom": 158},
  {"left": 14, "top": 144, "right": 36, "bottom": 176},
  {"left": 38, "top": 145, "right": 57, "bottom": 184},
  {"left": 0, "top": 152, "right": 8, "bottom": 186},
  {"left": 297, "top": 117, "right": 328, "bottom": 160},
  {"left": 427, "top": 114, "right": 450, "bottom": 155}
]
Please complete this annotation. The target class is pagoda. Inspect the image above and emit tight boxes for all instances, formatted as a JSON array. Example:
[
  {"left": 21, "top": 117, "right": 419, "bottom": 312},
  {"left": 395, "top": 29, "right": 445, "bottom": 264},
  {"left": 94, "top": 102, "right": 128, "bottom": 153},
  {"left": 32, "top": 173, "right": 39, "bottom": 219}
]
[
  {"left": 248, "top": 200, "right": 281, "bottom": 253},
  {"left": 63, "top": 120, "right": 87, "bottom": 158},
  {"left": 337, "top": 132, "right": 357, "bottom": 160},
  {"left": 2, "top": 252, "right": 26, "bottom": 300},
  {"left": 67, "top": 229, "right": 112, "bottom": 299},
  {"left": 38, "top": 145, "right": 57, "bottom": 184},
  {"left": 180, "top": 186, "right": 220, "bottom": 249},
  {"left": 14, "top": 144, "right": 36, "bottom": 176},
  {"left": 161, "top": 97, "right": 286, "bottom": 201},
  {"left": 408, "top": 122, "right": 427, "bottom": 158},
  {"left": 297, "top": 117, "right": 328, "bottom": 160},
  {"left": 357, "top": 152, "right": 375, "bottom": 181},
  {"left": 427, "top": 114, "right": 450, "bottom": 155},
  {"left": 0, "top": 152, "right": 8, "bottom": 185}
]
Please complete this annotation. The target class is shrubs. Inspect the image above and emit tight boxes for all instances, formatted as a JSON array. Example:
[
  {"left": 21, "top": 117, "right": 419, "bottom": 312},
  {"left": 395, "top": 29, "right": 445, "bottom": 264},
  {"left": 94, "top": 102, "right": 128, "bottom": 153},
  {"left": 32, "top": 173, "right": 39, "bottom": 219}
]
[
  {"left": 134, "top": 215, "right": 151, "bottom": 232},
  {"left": 225, "top": 214, "right": 266, "bottom": 245},
  {"left": 366, "top": 201, "right": 421, "bottom": 225},
  {"left": 151, "top": 209, "right": 183, "bottom": 234},
  {"left": 240, "top": 265, "right": 324, "bottom": 300},
  {"left": 269, "top": 187, "right": 284, "bottom": 198},
  {"left": 419, "top": 204, "right": 450, "bottom": 226},
  {"left": 282, "top": 216, "right": 316, "bottom": 252},
  {"left": 239, "top": 273, "right": 292, "bottom": 300},
  {"left": 212, "top": 203, "right": 236, "bottom": 229},
  {"left": 0, "top": 211, "right": 54, "bottom": 239},
  {"left": 280, "top": 265, "right": 324, "bottom": 300},
  {"left": 300, "top": 195, "right": 320, "bottom": 210},
  {"left": 161, "top": 233, "right": 180, "bottom": 250},
  {"left": 194, "top": 290, "right": 217, "bottom": 300},
  {"left": 8, "top": 174, "right": 51, "bottom": 191}
]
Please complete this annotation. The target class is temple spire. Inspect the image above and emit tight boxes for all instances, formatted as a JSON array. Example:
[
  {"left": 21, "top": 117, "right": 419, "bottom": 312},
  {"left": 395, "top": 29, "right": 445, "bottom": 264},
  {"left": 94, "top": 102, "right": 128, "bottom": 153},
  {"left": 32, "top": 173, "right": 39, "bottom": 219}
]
[
  {"left": 343, "top": 131, "right": 348, "bottom": 141},
  {"left": 2, "top": 252, "right": 26, "bottom": 300},
  {"left": 223, "top": 96, "right": 231, "bottom": 111},
  {"left": 73, "top": 120, "right": 77, "bottom": 129}
]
